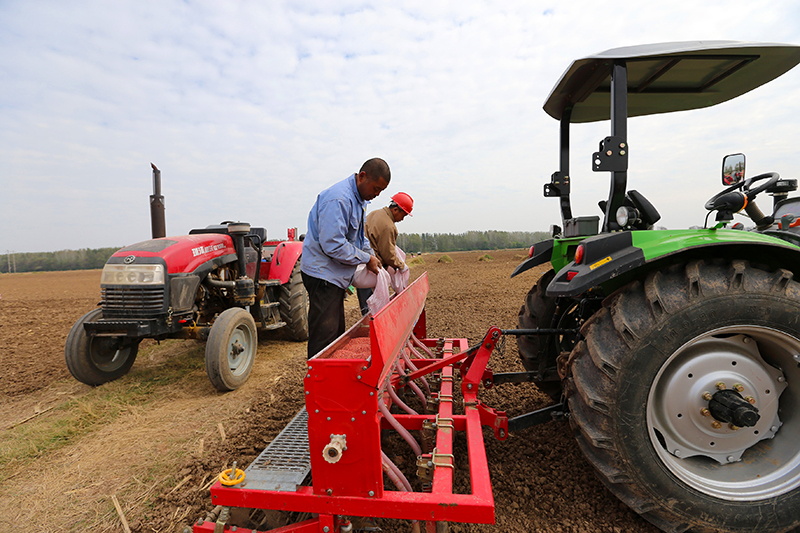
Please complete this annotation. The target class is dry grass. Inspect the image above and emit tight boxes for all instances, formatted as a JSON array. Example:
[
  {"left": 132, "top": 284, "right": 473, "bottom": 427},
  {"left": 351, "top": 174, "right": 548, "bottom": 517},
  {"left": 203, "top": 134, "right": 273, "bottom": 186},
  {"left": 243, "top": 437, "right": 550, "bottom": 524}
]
[{"left": 0, "top": 338, "right": 306, "bottom": 532}]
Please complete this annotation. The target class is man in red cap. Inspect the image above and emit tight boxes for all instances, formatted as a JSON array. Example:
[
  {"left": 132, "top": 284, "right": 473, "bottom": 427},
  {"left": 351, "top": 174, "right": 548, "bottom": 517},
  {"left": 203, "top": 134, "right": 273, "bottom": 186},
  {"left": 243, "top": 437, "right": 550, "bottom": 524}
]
[{"left": 357, "top": 192, "right": 414, "bottom": 315}]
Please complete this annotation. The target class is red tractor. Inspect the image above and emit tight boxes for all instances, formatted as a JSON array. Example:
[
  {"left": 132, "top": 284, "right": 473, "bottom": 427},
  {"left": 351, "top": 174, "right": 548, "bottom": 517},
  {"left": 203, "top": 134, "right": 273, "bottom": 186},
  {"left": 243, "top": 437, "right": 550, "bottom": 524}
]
[{"left": 65, "top": 165, "right": 307, "bottom": 391}]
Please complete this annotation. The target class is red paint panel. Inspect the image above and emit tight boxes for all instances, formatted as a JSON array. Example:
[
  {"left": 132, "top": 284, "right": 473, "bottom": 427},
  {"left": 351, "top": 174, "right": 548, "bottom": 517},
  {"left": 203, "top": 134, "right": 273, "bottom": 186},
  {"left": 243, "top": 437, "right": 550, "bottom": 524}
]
[
  {"left": 364, "top": 273, "right": 429, "bottom": 389},
  {"left": 210, "top": 482, "right": 495, "bottom": 523},
  {"left": 112, "top": 234, "right": 236, "bottom": 274},
  {"left": 304, "top": 358, "right": 383, "bottom": 498},
  {"left": 265, "top": 241, "right": 303, "bottom": 283}
]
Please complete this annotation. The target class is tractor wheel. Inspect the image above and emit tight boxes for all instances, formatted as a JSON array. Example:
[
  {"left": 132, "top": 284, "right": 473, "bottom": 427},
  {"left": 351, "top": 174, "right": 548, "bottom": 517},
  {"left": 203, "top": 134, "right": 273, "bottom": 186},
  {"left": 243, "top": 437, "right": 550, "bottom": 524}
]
[
  {"left": 566, "top": 260, "right": 800, "bottom": 533},
  {"left": 517, "top": 268, "right": 567, "bottom": 400},
  {"left": 279, "top": 260, "right": 309, "bottom": 341},
  {"left": 64, "top": 308, "right": 139, "bottom": 386},
  {"left": 205, "top": 307, "right": 257, "bottom": 391}
]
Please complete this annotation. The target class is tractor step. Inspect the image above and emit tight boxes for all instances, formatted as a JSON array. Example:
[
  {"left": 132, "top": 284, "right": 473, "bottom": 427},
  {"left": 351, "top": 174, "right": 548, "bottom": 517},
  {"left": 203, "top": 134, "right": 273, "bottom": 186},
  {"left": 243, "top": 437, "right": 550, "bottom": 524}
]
[{"left": 244, "top": 407, "right": 311, "bottom": 491}]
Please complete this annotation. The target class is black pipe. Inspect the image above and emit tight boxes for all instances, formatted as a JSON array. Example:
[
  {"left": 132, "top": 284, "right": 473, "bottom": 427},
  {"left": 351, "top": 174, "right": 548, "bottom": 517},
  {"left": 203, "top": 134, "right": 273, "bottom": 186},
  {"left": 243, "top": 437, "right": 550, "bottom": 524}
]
[
  {"left": 232, "top": 233, "right": 248, "bottom": 279},
  {"left": 204, "top": 277, "right": 237, "bottom": 289},
  {"left": 150, "top": 163, "right": 166, "bottom": 239},
  {"left": 502, "top": 328, "right": 580, "bottom": 336}
]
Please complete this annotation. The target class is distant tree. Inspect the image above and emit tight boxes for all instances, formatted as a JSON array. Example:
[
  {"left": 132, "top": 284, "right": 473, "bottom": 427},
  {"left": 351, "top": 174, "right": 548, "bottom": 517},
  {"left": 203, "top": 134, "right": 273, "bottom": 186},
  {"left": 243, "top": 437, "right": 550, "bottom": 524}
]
[
  {"left": 0, "top": 233, "right": 553, "bottom": 274},
  {"left": 395, "top": 231, "right": 549, "bottom": 254},
  {"left": 0, "top": 247, "right": 120, "bottom": 273}
]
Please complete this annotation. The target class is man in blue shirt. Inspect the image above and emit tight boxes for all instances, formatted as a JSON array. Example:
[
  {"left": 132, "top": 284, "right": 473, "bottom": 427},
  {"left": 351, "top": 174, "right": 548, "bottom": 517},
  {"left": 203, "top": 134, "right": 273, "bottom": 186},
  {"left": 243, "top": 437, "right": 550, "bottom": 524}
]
[{"left": 301, "top": 158, "right": 390, "bottom": 358}]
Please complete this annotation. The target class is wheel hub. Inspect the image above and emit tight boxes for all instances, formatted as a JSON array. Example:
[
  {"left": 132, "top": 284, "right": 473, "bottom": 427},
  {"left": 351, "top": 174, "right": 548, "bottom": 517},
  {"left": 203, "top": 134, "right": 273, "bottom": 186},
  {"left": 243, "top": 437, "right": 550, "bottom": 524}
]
[
  {"left": 708, "top": 388, "right": 760, "bottom": 428},
  {"left": 226, "top": 328, "right": 253, "bottom": 375},
  {"left": 90, "top": 336, "right": 133, "bottom": 371},
  {"left": 230, "top": 340, "right": 245, "bottom": 357},
  {"left": 649, "top": 334, "right": 786, "bottom": 465}
]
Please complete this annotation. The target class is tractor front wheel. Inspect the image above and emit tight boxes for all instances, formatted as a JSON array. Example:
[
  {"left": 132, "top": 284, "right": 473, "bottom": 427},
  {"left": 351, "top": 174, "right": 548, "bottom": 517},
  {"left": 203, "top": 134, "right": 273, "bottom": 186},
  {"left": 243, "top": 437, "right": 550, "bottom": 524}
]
[
  {"left": 65, "top": 308, "right": 139, "bottom": 386},
  {"left": 280, "top": 260, "right": 309, "bottom": 341},
  {"left": 205, "top": 307, "right": 258, "bottom": 391},
  {"left": 567, "top": 260, "right": 800, "bottom": 533}
]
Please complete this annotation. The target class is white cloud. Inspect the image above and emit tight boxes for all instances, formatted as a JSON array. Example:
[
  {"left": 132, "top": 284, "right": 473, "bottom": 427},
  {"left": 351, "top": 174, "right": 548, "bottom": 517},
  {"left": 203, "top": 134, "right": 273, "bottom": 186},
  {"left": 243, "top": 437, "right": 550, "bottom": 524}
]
[{"left": 1, "top": 0, "right": 800, "bottom": 252}]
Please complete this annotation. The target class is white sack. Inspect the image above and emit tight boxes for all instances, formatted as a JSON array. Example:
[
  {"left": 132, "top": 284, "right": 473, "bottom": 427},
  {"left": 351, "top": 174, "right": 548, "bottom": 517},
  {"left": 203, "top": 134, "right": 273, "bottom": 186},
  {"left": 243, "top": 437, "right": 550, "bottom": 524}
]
[{"left": 367, "top": 268, "right": 392, "bottom": 314}]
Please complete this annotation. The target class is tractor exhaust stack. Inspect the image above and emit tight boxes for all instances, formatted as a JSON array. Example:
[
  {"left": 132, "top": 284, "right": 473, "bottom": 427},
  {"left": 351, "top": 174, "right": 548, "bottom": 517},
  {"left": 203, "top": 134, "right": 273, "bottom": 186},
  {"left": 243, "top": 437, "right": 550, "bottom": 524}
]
[{"left": 150, "top": 163, "right": 166, "bottom": 239}]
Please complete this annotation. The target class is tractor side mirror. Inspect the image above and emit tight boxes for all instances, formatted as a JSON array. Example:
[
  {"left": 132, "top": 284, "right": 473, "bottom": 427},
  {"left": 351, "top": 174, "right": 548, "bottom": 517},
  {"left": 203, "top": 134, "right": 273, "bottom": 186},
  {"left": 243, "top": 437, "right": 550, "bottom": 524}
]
[{"left": 722, "top": 153, "right": 745, "bottom": 186}]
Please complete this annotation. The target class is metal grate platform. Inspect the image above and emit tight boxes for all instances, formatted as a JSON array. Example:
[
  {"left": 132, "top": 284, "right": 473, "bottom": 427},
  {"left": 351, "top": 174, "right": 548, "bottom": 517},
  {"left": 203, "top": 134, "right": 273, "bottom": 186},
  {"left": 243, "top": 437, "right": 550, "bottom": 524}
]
[{"left": 244, "top": 407, "right": 311, "bottom": 491}]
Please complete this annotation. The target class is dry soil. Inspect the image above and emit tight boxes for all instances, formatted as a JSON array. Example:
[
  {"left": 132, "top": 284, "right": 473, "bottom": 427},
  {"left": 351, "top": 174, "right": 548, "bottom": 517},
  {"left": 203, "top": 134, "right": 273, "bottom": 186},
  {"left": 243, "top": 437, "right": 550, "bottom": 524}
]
[{"left": 0, "top": 250, "right": 659, "bottom": 533}]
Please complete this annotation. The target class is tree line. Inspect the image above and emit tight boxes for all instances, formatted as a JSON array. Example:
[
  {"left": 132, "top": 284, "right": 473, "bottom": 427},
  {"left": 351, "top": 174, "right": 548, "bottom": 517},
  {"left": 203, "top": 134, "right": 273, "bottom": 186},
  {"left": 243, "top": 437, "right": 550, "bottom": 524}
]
[
  {"left": 397, "top": 230, "right": 550, "bottom": 254},
  {"left": 1, "top": 248, "right": 120, "bottom": 274},
  {"left": 0, "top": 231, "right": 551, "bottom": 273}
]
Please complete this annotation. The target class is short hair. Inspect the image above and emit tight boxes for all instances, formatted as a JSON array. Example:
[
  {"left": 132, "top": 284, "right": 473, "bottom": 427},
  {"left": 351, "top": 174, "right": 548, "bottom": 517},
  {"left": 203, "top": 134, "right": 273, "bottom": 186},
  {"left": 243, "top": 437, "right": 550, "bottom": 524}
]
[{"left": 360, "top": 158, "right": 391, "bottom": 183}]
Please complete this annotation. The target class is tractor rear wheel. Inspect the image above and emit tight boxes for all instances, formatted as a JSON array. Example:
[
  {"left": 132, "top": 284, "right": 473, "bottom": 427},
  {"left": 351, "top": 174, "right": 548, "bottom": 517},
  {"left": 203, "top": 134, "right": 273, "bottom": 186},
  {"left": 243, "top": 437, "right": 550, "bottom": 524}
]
[
  {"left": 566, "top": 260, "right": 800, "bottom": 533},
  {"left": 65, "top": 308, "right": 139, "bottom": 386},
  {"left": 517, "top": 269, "right": 570, "bottom": 400},
  {"left": 280, "top": 260, "right": 309, "bottom": 341},
  {"left": 205, "top": 307, "right": 257, "bottom": 391}
]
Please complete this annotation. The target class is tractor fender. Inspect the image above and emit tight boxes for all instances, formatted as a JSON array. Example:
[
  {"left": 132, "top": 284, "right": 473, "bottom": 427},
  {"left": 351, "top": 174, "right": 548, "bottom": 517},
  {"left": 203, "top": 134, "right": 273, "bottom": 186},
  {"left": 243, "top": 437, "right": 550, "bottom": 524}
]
[
  {"left": 511, "top": 240, "right": 554, "bottom": 278},
  {"left": 511, "top": 236, "right": 587, "bottom": 278},
  {"left": 266, "top": 240, "right": 303, "bottom": 284},
  {"left": 546, "top": 229, "right": 800, "bottom": 297}
]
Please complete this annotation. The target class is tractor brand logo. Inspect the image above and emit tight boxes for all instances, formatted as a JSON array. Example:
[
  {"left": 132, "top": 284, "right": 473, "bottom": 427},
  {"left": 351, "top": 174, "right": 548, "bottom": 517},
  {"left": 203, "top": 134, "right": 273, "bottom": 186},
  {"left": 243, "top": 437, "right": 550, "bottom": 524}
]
[
  {"left": 123, "top": 255, "right": 136, "bottom": 264},
  {"left": 191, "top": 243, "right": 226, "bottom": 257}
]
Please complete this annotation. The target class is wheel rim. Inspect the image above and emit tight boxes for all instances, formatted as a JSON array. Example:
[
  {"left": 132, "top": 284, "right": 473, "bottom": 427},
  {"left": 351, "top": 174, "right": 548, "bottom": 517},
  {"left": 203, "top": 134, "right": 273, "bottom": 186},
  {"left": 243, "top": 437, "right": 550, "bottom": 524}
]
[
  {"left": 89, "top": 337, "right": 134, "bottom": 372},
  {"left": 648, "top": 326, "right": 800, "bottom": 500},
  {"left": 226, "top": 323, "right": 255, "bottom": 376}
]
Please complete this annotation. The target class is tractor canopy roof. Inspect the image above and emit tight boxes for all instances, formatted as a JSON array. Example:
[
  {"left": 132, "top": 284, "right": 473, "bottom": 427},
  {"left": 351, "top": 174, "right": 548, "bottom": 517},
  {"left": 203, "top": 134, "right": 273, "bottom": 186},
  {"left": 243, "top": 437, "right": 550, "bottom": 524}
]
[{"left": 545, "top": 41, "right": 800, "bottom": 123}]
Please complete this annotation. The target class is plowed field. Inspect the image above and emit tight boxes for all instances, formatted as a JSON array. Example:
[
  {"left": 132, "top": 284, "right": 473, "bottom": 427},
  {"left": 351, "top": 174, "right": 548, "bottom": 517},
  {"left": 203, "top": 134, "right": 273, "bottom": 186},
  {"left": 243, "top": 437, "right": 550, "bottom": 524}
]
[{"left": 0, "top": 250, "right": 657, "bottom": 533}]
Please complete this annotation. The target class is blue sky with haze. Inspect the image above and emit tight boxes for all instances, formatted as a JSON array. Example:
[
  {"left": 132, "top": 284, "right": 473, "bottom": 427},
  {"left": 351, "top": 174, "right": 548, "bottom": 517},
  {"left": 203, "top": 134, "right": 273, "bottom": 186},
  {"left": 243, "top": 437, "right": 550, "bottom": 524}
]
[{"left": 2, "top": 1, "right": 800, "bottom": 253}]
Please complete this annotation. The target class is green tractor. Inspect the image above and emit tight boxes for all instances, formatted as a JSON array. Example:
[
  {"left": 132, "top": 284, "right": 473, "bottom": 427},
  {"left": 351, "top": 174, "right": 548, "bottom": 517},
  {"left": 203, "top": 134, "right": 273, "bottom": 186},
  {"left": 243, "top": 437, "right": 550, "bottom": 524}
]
[{"left": 513, "top": 41, "right": 800, "bottom": 533}]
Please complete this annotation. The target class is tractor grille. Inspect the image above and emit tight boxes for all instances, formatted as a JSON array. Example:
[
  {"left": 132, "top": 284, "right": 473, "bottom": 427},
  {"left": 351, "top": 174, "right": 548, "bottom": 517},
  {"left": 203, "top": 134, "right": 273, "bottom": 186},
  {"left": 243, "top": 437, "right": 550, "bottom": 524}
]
[{"left": 101, "top": 286, "right": 166, "bottom": 316}]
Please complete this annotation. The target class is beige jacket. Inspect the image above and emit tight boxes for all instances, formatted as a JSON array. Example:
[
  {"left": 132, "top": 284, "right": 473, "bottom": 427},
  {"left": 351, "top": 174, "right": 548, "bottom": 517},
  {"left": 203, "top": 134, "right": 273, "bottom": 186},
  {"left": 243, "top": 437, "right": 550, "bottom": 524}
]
[{"left": 365, "top": 206, "right": 405, "bottom": 270}]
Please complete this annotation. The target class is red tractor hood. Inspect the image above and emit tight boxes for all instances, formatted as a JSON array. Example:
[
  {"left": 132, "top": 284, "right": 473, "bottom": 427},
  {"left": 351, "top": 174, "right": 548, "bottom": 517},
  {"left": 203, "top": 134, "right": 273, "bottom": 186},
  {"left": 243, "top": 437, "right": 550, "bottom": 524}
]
[{"left": 111, "top": 234, "right": 236, "bottom": 275}]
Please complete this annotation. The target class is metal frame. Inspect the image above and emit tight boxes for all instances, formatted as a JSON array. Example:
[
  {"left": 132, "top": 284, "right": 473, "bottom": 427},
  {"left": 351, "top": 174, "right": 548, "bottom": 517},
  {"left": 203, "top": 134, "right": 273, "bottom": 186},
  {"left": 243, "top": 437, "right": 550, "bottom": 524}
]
[
  {"left": 193, "top": 273, "right": 508, "bottom": 533},
  {"left": 543, "top": 42, "right": 800, "bottom": 232}
]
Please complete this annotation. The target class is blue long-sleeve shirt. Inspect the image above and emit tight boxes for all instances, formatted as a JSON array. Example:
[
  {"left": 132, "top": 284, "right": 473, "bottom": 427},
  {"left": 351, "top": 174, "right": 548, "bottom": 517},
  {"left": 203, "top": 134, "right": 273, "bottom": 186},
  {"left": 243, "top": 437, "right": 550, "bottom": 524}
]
[{"left": 301, "top": 173, "right": 374, "bottom": 289}]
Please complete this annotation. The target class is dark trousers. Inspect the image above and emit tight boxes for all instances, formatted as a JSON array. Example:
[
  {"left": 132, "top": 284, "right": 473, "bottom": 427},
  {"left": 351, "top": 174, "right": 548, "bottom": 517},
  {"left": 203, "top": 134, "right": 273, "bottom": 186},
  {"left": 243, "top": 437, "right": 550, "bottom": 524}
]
[
  {"left": 356, "top": 288, "right": 373, "bottom": 316},
  {"left": 302, "top": 272, "right": 346, "bottom": 359}
]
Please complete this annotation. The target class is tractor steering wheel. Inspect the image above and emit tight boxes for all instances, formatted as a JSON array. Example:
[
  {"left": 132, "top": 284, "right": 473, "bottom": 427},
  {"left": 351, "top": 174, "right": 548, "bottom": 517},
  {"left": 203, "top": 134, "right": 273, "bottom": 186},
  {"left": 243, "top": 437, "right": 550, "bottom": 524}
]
[{"left": 704, "top": 172, "right": 781, "bottom": 211}]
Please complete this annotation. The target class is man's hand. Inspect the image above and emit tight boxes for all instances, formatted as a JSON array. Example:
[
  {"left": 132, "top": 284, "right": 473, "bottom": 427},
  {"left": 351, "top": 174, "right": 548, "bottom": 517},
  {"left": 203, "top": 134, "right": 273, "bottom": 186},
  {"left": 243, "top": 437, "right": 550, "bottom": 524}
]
[{"left": 366, "top": 255, "right": 381, "bottom": 274}]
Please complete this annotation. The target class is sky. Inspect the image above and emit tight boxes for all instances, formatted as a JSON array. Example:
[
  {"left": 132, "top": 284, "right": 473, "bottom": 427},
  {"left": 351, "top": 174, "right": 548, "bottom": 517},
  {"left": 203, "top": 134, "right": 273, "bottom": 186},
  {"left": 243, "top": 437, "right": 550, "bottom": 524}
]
[{"left": 3, "top": 1, "right": 800, "bottom": 253}]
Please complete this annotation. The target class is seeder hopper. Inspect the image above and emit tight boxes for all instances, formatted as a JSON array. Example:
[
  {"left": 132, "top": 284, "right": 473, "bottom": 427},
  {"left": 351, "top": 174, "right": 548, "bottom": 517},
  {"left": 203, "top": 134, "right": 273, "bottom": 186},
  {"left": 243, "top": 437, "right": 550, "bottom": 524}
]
[{"left": 191, "top": 272, "right": 555, "bottom": 533}]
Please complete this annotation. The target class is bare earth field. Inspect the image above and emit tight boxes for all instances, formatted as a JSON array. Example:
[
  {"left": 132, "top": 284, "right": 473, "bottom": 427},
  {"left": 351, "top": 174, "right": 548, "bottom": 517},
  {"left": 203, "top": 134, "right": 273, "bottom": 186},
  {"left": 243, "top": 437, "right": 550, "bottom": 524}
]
[{"left": 0, "top": 250, "right": 658, "bottom": 533}]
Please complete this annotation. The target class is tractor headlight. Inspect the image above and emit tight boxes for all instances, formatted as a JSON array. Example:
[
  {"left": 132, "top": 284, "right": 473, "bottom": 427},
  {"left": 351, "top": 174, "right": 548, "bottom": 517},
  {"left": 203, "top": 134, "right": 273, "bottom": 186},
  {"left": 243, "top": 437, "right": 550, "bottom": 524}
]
[
  {"left": 616, "top": 206, "right": 637, "bottom": 228},
  {"left": 101, "top": 264, "right": 165, "bottom": 285}
]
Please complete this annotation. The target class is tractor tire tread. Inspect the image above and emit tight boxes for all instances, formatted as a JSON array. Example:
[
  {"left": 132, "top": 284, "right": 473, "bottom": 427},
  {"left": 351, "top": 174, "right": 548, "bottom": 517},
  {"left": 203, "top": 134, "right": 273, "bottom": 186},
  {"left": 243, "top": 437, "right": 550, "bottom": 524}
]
[
  {"left": 279, "top": 261, "right": 309, "bottom": 341},
  {"left": 64, "top": 308, "right": 139, "bottom": 386},
  {"left": 205, "top": 307, "right": 257, "bottom": 391},
  {"left": 567, "top": 259, "right": 800, "bottom": 533}
]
